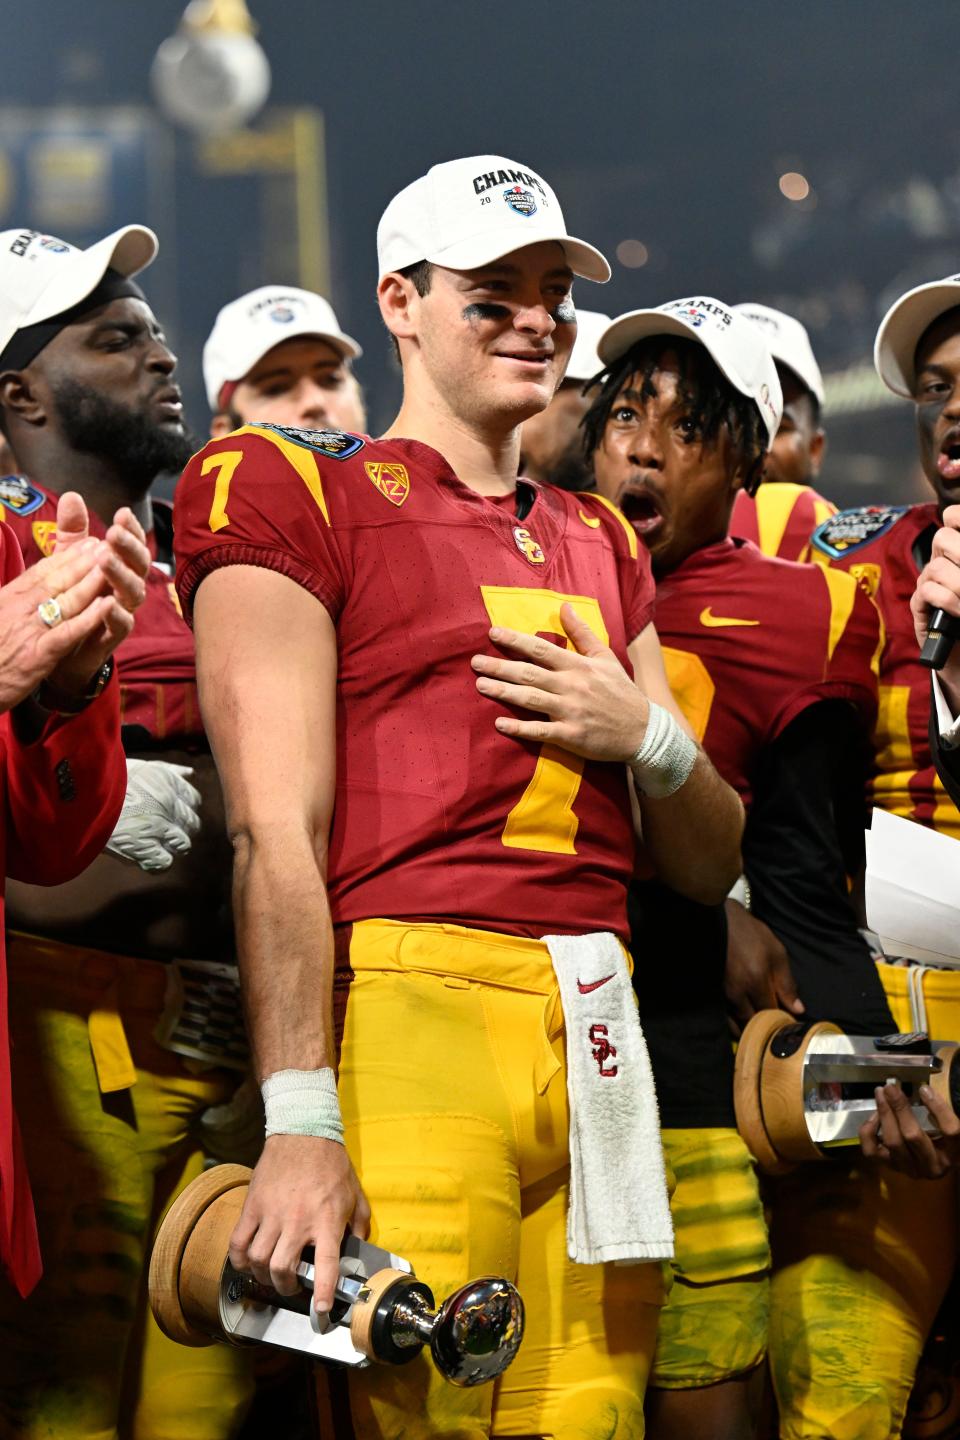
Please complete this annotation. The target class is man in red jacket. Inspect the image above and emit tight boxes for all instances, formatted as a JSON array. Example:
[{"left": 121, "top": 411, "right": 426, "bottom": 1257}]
[{"left": 0, "top": 477, "right": 149, "bottom": 1296}]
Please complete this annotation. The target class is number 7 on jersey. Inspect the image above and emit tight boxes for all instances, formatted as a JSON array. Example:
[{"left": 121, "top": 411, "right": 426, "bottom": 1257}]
[{"left": 480, "top": 586, "right": 609, "bottom": 856}]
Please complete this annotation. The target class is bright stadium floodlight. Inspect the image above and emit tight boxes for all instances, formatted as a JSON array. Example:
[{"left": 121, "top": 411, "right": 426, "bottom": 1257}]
[{"left": 152, "top": 0, "right": 271, "bottom": 135}]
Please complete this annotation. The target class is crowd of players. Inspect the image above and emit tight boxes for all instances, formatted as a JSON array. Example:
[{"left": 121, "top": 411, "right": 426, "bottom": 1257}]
[{"left": 0, "top": 150, "right": 956, "bottom": 1440}]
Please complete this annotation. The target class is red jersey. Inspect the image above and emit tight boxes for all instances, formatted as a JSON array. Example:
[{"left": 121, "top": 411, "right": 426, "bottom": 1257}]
[
  {"left": 654, "top": 538, "right": 879, "bottom": 810},
  {"left": 731, "top": 482, "right": 836, "bottom": 562},
  {"left": 175, "top": 424, "right": 655, "bottom": 941},
  {"left": 811, "top": 502, "right": 960, "bottom": 838},
  {"left": 0, "top": 475, "right": 201, "bottom": 745},
  {"left": 0, "top": 525, "right": 126, "bottom": 1295}
]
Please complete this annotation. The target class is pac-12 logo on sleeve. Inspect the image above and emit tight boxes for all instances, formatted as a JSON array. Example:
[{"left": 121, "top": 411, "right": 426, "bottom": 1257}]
[
  {"left": 365, "top": 462, "right": 410, "bottom": 506},
  {"left": 0, "top": 474, "right": 45, "bottom": 515}
]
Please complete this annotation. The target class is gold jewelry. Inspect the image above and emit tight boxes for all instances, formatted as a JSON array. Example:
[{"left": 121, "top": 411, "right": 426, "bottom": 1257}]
[{"left": 37, "top": 596, "right": 63, "bottom": 628}]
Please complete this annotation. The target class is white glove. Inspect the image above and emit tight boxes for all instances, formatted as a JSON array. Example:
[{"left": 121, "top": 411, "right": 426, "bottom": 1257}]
[{"left": 106, "top": 759, "right": 203, "bottom": 872}]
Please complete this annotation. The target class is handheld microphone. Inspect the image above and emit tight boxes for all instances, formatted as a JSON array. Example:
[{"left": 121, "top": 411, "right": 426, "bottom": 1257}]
[{"left": 919, "top": 608, "right": 960, "bottom": 670}]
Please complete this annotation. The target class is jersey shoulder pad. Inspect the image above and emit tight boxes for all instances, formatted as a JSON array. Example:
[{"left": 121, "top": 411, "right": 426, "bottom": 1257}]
[
  {"left": 572, "top": 490, "right": 639, "bottom": 558},
  {"left": 0, "top": 473, "right": 46, "bottom": 516},
  {"left": 810, "top": 504, "right": 909, "bottom": 559},
  {"left": 248, "top": 423, "right": 365, "bottom": 461}
]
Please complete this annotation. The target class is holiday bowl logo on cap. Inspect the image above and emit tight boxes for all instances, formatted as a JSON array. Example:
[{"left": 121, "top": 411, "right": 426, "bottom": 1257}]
[
  {"left": 376, "top": 153, "right": 611, "bottom": 282},
  {"left": 38, "top": 236, "right": 70, "bottom": 254},
  {"left": 269, "top": 304, "right": 297, "bottom": 324},
  {"left": 503, "top": 185, "right": 537, "bottom": 218},
  {"left": 597, "top": 295, "right": 783, "bottom": 448}
]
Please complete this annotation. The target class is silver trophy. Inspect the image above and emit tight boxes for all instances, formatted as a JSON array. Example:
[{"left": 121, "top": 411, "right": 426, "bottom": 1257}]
[{"left": 149, "top": 1164, "right": 524, "bottom": 1386}]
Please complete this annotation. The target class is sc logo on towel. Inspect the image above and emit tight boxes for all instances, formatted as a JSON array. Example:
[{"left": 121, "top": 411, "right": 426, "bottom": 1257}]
[{"left": 589, "top": 1024, "right": 618, "bottom": 1078}]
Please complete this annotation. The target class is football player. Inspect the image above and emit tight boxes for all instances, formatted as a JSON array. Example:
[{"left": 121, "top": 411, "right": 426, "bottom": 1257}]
[
  {"left": 586, "top": 298, "right": 886, "bottom": 1440},
  {"left": 0, "top": 228, "right": 252, "bottom": 1438},
  {"left": 174, "top": 153, "right": 744, "bottom": 1438},
  {"left": 204, "top": 285, "right": 366, "bottom": 437},
  {"left": 730, "top": 303, "right": 835, "bottom": 561},
  {"left": 519, "top": 307, "right": 608, "bottom": 489}
]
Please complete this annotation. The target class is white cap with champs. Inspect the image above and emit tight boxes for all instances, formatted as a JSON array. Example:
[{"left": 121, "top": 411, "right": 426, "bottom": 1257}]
[
  {"left": 734, "top": 302, "right": 824, "bottom": 406},
  {"left": 0, "top": 225, "right": 157, "bottom": 360},
  {"left": 874, "top": 274, "right": 960, "bottom": 398},
  {"left": 203, "top": 285, "right": 362, "bottom": 411},
  {"left": 598, "top": 297, "right": 783, "bottom": 447},
  {"left": 377, "top": 154, "right": 611, "bottom": 283}
]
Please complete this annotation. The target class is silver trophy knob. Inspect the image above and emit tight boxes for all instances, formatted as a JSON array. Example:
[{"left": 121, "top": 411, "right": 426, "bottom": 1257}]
[{"left": 384, "top": 1275, "right": 525, "bottom": 1386}]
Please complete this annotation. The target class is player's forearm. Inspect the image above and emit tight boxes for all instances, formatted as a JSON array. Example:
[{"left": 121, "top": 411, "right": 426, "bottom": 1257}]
[
  {"left": 232, "top": 823, "right": 336, "bottom": 1079},
  {"left": 638, "top": 752, "right": 744, "bottom": 905}
]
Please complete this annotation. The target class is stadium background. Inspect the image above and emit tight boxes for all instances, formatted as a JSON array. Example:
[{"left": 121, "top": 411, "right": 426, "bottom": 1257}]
[{"left": 0, "top": 0, "right": 955, "bottom": 503}]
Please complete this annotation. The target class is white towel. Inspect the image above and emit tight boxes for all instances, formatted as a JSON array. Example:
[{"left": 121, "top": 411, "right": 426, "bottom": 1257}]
[{"left": 544, "top": 931, "right": 674, "bottom": 1265}]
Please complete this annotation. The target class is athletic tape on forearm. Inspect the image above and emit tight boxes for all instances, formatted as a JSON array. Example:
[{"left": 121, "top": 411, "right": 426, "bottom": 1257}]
[
  {"left": 261, "top": 1067, "right": 344, "bottom": 1143},
  {"left": 629, "top": 701, "right": 698, "bottom": 799}
]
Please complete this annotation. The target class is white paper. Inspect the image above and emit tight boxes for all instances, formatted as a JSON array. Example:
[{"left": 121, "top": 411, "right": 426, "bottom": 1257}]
[{"left": 865, "top": 809, "right": 960, "bottom": 969}]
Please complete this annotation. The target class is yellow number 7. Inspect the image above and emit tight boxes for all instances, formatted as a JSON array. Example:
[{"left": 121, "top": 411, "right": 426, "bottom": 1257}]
[
  {"left": 203, "top": 450, "right": 244, "bottom": 533},
  {"left": 480, "top": 585, "right": 609, "bottom": 855}
]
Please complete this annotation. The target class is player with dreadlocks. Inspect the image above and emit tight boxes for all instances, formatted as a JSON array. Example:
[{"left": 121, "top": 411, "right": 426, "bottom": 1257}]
[{"left": 583, "top": 298, "right": 888, "bottom": 1440}]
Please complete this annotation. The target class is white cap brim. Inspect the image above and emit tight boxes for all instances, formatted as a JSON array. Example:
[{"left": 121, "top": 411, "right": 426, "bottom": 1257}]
[
  {"left": 24, "top": 225, "right": 158, "bottom": 329},
  {"left": 206, "top": 322, "right": 361, "bottom": 411},
  {"left": 422, "top": 226, "right": 611, "bottom": 283},
  {"left": 874, "top": 278, "right": 960, "bottom": 397}
]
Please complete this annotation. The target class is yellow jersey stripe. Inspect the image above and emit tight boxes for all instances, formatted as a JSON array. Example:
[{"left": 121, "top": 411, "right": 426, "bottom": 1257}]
[
  {"left": 817, "top": 564, "right": 858, "bottom": 667},
  {"left": 227, "top": 424, "right": 331, "bottom": 526},
  {"left": 755, "top": 482, "right": 808, "bottom": 558},
  {"left": 587, "top": 493, "right": 638, "bottom": 558}
]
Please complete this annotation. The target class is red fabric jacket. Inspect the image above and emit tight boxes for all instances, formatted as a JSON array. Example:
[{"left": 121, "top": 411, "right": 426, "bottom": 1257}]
[{"left": 0, "top": 527, "right": 126, "bottom": 1295}]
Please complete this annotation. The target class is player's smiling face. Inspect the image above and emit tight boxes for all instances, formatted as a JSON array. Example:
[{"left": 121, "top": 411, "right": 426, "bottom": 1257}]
[
  {"left": 592, "top": 351, "right": 742, "bottom": 577},
  {"left": 414, "top": 241, "right": 577, "bottom": 428},
  {"left": 216, "top": 336, "right": 365, "bottom": 437},
  {"left": 913, "top": 308, "right": 960, "bottom": 513}
]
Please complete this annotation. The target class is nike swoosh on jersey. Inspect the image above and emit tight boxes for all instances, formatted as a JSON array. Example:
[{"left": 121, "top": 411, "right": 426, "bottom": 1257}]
[
  {"left": 577, "top": 973, "right": 615, "bottom": 993},
  {"left": 578, "top": 509, "right": 602, "bottom": 528},
  {"left": 699, "top": 607, "right": 760, "bottom": 628}
]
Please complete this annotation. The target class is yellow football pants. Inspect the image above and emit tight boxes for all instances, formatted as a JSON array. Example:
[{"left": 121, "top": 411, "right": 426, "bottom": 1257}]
[
  {"left": 325, "top": 918, "right": 666, "bottom": 1439},
  {"left": 0, "top": 934, "right": 253, "bottom": 1440},
  {"left": 650, "top": 1128, "right": 770, "bottom": 1391},
  {"left": 766, "top": 960, "right": 959, "bottom": 1439}
]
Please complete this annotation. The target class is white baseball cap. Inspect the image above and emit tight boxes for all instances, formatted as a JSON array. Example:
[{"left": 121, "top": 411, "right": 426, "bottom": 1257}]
[
  {"left": 598, "top": 296, "right": 783, "bottom": 447},
  {"left": 0, "top": 224, "right": 157, "bottom": 365},
  {"left": 874, "top": 274, "right": 960, "bottom": 398},
  {"left": 565, "top": 310, "right": 610, "bottom": 384},
  {"left": 377, "top": 154, "right": 610, "bottom": 283},
  {"left": 203, "top": 285, "right": 362, "bottom": 411},
  {"left": 733, "top": 302, "right": 824, "bottom": 406}
]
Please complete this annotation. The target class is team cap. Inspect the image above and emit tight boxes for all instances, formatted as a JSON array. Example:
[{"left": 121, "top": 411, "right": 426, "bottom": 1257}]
[
  {"left": 598, "top": 297, "right": 783, "bottom": 448},
  {"left": 0, "top": 225, "right": 157, "bottom": 367},
  {"left": 733, "top": 302, "right": 824, "bottom": 406},
  {"left": 566, "top": 309, "right": 610, "bottom": 384},
  {"left": 377, "top": 154, "right": 610, "bottom": 283},
  {"left": 874, "top": 274, "right": 960, "bottom": 398},
  {"left": 203, "top": 285, "right": 362, "bottom": 411}
]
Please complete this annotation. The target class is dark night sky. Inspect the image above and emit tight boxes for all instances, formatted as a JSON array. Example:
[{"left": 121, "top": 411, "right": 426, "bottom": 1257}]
[{"left": 1, "top": 3, "right": 955, "bottom": 494}]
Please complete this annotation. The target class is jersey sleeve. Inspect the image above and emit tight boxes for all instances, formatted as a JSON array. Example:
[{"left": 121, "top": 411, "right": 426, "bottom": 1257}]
[
  {"left": 769, "top": 567, "right": 880, "bottom": 742},
  {"left": 174, "top": 427, "right": 348, "bottom": 624}
]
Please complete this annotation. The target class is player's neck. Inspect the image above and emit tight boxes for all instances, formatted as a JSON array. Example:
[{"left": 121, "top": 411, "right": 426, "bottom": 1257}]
[
  {"left": 20, "top": 436, "right": 154, "bottom": 531},
  {"left": 384, "top": 396, "right": 520, "bottom": 498}
]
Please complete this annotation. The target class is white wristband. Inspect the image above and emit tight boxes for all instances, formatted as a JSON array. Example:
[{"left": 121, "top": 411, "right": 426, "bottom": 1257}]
[
  {"left": 261, "top": 1067, "right": 344, "bottom": 1143},
  {"left": 629, "top": 701, "right": 698, "bottom": 799}
]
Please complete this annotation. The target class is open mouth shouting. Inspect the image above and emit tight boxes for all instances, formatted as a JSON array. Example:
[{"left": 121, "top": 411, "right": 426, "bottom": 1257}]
[
  {"left": 619, "top": 486, "right": 664, "bottom": 538},
  {"left": 938, "top": 427, "right": 960, "bottom": 483}
]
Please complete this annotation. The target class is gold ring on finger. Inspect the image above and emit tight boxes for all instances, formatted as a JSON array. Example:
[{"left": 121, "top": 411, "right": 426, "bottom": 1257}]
[{"left": 37, "top": 596, "right": 64, "bottom": 628}]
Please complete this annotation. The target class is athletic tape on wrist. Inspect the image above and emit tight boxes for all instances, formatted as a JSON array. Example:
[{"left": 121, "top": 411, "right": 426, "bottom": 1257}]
[
  {"left": 261, "top": 1067, "right": 344, "bottom": 1143},
  {"left": 629, "top": 701, "right": 697, "bottom": 799}
]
